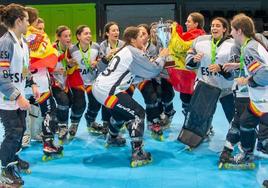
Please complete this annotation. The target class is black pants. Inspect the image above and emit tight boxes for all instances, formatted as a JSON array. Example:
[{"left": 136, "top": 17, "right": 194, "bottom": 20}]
[
  {"left": 38, "top": 92, "right": 58, "bottom": 140},
  {"left": 219, "top": 93, "right": 235, "bottom": 123},
  {"left": 52, "top": 87, "right": 72, "bottom": 124},
  {"left": 159, "top": 78, "right": 175, "bottom": 115},
  {"left": 240, "top": 105, "right": 268, "bottom": 152},
  {"left": 225, "top": 97, "right": 250, "bottom": 147},
  {"left": 0, "top": 109, "right": 26, "bottom": 166},
  {"left": 109, "top": 92, "right": 145, "bottom": 140},
  {"left": 101, "top": 85, "right": 135, "bottom": 123},
  {"left": 69, "top": 88, "right": 86, "bottom": 124},
  {"left": 139, "top": 80, "right": 162, "bottom": 123},
  {"left": 85, "top": 90, "right": 101, "bottom": 125}
]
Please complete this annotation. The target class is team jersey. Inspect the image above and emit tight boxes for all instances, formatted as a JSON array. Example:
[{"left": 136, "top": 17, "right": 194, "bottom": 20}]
[
  {"left": 92, "top": 45, "right": 165, "bottom": 107},
  {"left": 242, "top": 39, "right": 268, "bottom": 112},
  {"left": 230, "top": 34, "right": 268, "bottom": 98},
  {"left": 228, "top": 43, "right": 249, "bottom": 98},
  {"left": 186, "top": 35, "right": 234, "bottom": 90},
  {"left": 69, "top": 42, "right": 99, "bottom": 86},
  {"left": 97, "top": 39, "right": 125, "bottom": 73},
  {"left": 50, "top": 43, "right": 68, "bottom": 90},
  {"left": 0, "top": 31, "right": 29, "bottom": 110},
  {"left": 144, "top": 42, "right": 158, "bottom": 59},
  {"left": 99, "top": 39, "right": 125, "bottom": 58}
]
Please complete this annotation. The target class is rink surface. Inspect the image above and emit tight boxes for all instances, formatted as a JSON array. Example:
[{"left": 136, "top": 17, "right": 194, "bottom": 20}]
[{"left": 0, "top": 91, "right": 267, "bottom": 188}]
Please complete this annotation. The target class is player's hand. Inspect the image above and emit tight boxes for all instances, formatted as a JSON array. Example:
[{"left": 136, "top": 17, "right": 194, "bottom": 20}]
[
  {"left": 208, "top": 64, "right": 221, "bottom": 73},
  {"left": 17, "top": 95, "right": 30, "bottom": 110},
  {"left": 223, "top": 63, "right": 240, "bottom": 72},
  {"left": 159, "top": 48, "right": 170, "bottom": 57},
  {"left": 193, "top": 52, "right": 204, "bottom": 63},
  {"left": 235, "top": 77, "right": 249, "bottom": 86},
  {"left": 67, "top": 58, "right": 78, "bottom": 67}
]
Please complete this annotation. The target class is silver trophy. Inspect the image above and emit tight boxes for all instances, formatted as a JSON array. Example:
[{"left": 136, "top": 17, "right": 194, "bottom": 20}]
[
  {"left": 156, "top": 18, "right": 174, "bottom": 68},
  {"left": 156, "top": 18, "right": 171, "bottom": 48}
]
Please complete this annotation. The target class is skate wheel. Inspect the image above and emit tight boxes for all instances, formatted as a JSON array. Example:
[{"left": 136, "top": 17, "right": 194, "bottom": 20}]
[
  {"left": 223, "top": 163, "right": 230, "bottom": 169},
  {"left": 59, "top": 140, "right": 64, "bottom": 145},
  {"left": 218, "top": 162, "right": 223, "bottom": 169},
  {"left": 248, "top": 163, "right": 256, "bottom": 169},
  {"left": 186, "top": 147, "right": 193, "bottom": 151},
  {"left": 42, "top": 155, "right": 52, "bottom": 162},
  {"left": 59, "top": 152, "right": 64, "bottom": 158},
  {"left": 151, "top": 133, "right": 164, "bottom": 141},
  {"left": 130, "top": 161, "right": 136, "bottom": 168}
]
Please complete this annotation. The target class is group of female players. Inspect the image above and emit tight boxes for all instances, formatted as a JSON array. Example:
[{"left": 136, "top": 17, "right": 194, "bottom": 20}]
[{"left": 0, "top": 3, "right": 268, "bottom": 187}]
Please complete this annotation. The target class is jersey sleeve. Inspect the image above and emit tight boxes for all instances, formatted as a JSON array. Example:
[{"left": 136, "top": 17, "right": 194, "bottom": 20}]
[
  {"left": 244, "top": 45, "right": 268, "bottom": 87},
  {"left": 0, "top": 37, "right": 21, "bottom": 100}
]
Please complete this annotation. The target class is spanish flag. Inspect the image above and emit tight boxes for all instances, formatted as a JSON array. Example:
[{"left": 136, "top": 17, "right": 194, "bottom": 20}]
[
  {"left": 25, "top": 26, "right": 58, "bottom": 70},
  {"left": 167, "top": 23, "right": 205, "bottom": 94}
]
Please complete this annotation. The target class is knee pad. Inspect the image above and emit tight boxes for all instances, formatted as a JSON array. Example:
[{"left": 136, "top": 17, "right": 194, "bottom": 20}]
[
  {"left": 43, "top": 113, "right": 59, "bottom": 134},
  {"left": 127, "top": 116, "right": 145, "bottom": 138},
  {"left": 136, "top": 108, "right": 145, "bottom": 120},
  {"left": 226, "top": 126, "right": 240, "bottom": 145}
]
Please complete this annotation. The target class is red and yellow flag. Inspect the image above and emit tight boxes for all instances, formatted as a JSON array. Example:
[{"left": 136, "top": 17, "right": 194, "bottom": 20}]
[
  {"left": 25, "top": 26, "right": 58, "bottom": 70},
  {"left": 167, "top": 23, "right": 205, "bottom": 94}
]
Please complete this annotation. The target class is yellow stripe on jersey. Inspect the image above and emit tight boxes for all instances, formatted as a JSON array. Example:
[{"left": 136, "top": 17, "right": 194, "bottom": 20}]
[
  {"left": 37, "top": 91, "right": 51, "bottom": 104},
  {"left": 249, "top": 101, "right": 264, "bottom": 117},
  {"left": 104, "top": 95, "right": 118, "bottom": 109},
  {"left": 0, "top": 61, "right": 10, "bottom": 67},
  {"left": 248, "top": 61, "right": 261, "bottom": 73},
  {"left": 85, "top": 85, "right": 92, "bottom": 93},
  {"left": 138, "top": 80, "right": 149, "bottom": 91}
]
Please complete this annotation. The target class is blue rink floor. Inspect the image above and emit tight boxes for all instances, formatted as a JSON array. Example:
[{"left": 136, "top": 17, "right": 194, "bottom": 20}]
[{"left": 1, "top": 91, "right": 268, "bottom": 188}]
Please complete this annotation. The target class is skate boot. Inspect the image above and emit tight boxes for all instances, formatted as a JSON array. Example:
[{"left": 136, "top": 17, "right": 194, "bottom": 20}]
[
  {"left": 58, "top": 123, "right": 68, "bottom": 145},
  {"left": 257, "top": 141, "right": 268, "bottom": 154},
  {"left": 87, "top": 121, "right": 107, "bottom": 136},
  {"left": 223, "top": 152, "right": 256, "bottom": 170},
  {"left": 203, "top": 126, "right": 215, "bottom": 142},
  {"left": 149, "top": 123, "right": 163, "bottom": 141},
  {"left": 68, "top": 122, "right": 79, "bottom": 140},
  {"left": 218, "top": 148, "right": 234, "bottom": 169},
  {"left": 21, "top": 134, "right": 31, "bottom": 148},
  {"left": 263, "top": 180, "right": 268, "bottom": 188},
  {"left": 15, "top": 156, "right": 31, "bottom": 174},
  {"left": 130, "top": 141, "right": 152, "bottom": 167},
  {"left": 105, "top": 133, "right": 126, "bottom": 147},
  {"left": 42, "top": 139, "right": 64, "bottom": 162},
  {"left": 160, "top": 110, "right": 176, "bottom": 130},
  {"left": 0, "top": 162, "right": 24, "bottom": 187},
  {"left": 101, "top": 121, "right": 109, "bottom": 136}
]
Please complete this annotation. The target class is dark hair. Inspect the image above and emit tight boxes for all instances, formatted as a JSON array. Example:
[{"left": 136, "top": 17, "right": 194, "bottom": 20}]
[
  {"left": 123, "top": 26, "right": 140, "bottom": 45},
  {"left": 212, "top": 17, "right": 230, "bottom": 38},
  {"left": 75, "top": 25, "right": 89, "bottom": 40},
  {"left": 0, "top": 3, "right": 27, "bottom": 28},
  {"left": 56, "top": 25, "right": 70, "bottom": 37},
  {"left": 25, "top": 7, "right": 39, "bottom": 25},
  {"left": 189, "top": 12, "right": 205, "bottom": 29},
  {"left": 137, "top": 23, "right": 150, "bottom": 35},
  {"left": 103, "top": 21, "right": 119, "bottom": 40}
]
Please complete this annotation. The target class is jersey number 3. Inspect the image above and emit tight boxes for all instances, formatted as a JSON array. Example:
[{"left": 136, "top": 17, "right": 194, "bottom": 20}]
[{"left": 102, "top": 56, "right": 120, "bottom": 76}]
